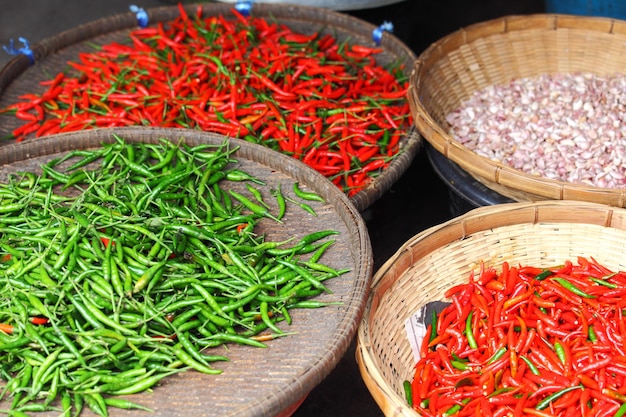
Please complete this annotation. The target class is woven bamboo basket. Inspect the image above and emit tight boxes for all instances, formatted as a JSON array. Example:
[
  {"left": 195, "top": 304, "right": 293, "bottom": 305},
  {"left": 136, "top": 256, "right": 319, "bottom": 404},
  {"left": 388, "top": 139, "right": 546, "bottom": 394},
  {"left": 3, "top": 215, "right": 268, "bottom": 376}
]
[
  {"left": 0, "top": 2, "right": 420, "bottom": 212},
  {"left": 408, "top": 14, "right": 626, "bottom": 207},
  {"left": 0, "top": 127, "right": 373, "bottom": 417},
  {"left": 356, "top": 200, "right": 626, "bottom": 417}
]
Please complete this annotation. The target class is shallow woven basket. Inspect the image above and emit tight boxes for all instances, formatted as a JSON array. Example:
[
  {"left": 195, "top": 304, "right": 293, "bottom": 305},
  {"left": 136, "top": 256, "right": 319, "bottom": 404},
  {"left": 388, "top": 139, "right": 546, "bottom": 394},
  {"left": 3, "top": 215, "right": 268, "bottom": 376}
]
[
  {"left": 356, "top": 200, "right": 626, "bottom": 417},
  {"left": 0, "top": 2, "right": 420, "bottom": 212},
  {"left": 408, "top": 14, "right": 626, "bottom": 207},
  {"left": 0, "top": 126, "right": 373, "bottom": 417}
]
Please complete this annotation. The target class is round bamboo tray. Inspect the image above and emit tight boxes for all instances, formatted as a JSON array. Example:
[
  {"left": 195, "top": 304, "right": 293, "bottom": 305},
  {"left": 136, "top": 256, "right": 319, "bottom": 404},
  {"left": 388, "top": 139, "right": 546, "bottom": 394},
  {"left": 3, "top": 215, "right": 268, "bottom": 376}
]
[
  {"left": 0, "top": 2, "right": 420, "bottom": 212},
  {"left": 356, "top": 200, "right": 626, "bottom": 417},
  {"left": 0, "top": 127, "right": 373, "bottom": 417},
  {"left": 408, "top": 14, "right": 626, "bottom": 207}
]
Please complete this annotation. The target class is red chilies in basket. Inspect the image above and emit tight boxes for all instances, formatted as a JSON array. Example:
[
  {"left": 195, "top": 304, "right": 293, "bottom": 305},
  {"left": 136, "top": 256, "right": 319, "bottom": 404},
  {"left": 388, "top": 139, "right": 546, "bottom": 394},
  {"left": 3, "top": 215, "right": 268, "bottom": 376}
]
[
  {"left": 410, "top": 257, "right": 626, "bottom": 417},
  {"left": 1, "top": 4, "right": 412, "bottom": 196}
]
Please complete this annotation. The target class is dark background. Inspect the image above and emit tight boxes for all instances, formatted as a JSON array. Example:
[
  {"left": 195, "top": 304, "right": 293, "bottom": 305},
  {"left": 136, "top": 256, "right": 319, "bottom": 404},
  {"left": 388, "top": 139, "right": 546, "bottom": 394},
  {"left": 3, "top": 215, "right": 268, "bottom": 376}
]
[{"left": 1, "top": 1, "right": 548, "bottom": 416}]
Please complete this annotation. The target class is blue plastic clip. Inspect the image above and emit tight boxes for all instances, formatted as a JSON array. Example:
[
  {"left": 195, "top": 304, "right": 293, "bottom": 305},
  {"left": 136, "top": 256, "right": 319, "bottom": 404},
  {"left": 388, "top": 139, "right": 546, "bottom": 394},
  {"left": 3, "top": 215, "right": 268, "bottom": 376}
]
[
  {"left": 235, "top": 0, "right": 254, "bottom": 17},
  {"left": 130, "top": 4, "right": 149, "bottom": 28},
  {"left": 372, "top": 21, "right": 393, "bottom": 46},
  {"left": 3, "top": 37, "right": 34, "bottom": 64}
]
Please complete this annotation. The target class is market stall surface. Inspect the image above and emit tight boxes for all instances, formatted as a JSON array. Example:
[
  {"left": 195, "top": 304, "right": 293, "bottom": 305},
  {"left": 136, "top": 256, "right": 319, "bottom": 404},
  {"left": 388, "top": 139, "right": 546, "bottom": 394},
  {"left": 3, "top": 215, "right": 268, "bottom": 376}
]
[{"left": 0, "top": 1, "right": 544, "bottom": 416}]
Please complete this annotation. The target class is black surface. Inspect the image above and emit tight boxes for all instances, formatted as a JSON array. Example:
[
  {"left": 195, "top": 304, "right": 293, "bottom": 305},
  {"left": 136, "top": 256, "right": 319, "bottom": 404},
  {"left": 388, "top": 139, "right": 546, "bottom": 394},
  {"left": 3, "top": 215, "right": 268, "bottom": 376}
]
[
  {"left": 0, "top": 1, "right": 546, "bottom": 416},
  {"left": 426, "top": 144, "right": 514, "bottom": 217}
]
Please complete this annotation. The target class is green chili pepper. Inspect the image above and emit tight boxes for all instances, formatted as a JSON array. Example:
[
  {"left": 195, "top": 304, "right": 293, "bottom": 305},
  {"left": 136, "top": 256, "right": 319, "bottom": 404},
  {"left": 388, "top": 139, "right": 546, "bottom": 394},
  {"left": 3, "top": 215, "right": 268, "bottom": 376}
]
[
  {"left": 293, "top": 182, "right": 325, "bottom": 202},
  {"left": 133, "top": 260, "right": 166, "bottom": 294},
  {"left": 403, "top": 380, "right": 413, "bottom": 406},
  {"left": 229, "top": 189, "right": 281, "bottom": 222},
  {"left": 103, "top": 397, "right": 154, "bottom": 412},
  {"left": 225, "top": 169, "right": 264, "bottom": 185},
  {"left": 171, "top": 344, "right": 222, "bottom": 375},
  {"left": 286, "top": 196, "right": 317, "bottom": 216},
  {"left": 465, "top": 311, "right": 478, "bottom": 349},
  {"left": 520, "top": 355, "right": 540, "bottom": 375},
  {"left": 536, "top": 386, "right": 582, "bottom": 410},
  {"left": 534, "top": 269, "right": 554, "bottom": 281},
  {"left": 486, "top": 346, "right": 507, "bottom": 364},
  {"left": 205, "top": 332, "right": 268, "bottom": 348},
  {"left": 589, "top": 276, "right": 617, "bottom": 288},
  {"left": 429, "top": 309, "right": 438, "bottom": 343},
  {"left": 554, "top": 341, "right": 566, "bottom": 365},
  {"left": 271, "top": 183, "right": 287, "bottom": 220},
  {"left": 486, "top": 387, "right": 516, "bottom": 398},
  {"left": 83, "top": 392, "right": 108, "bottom": 417},
  {"left": 588, "top": 325, "right": 598, "bottom": 342},
  {"left": 552, "top": 277, "right": 596, "bottom": 298}
]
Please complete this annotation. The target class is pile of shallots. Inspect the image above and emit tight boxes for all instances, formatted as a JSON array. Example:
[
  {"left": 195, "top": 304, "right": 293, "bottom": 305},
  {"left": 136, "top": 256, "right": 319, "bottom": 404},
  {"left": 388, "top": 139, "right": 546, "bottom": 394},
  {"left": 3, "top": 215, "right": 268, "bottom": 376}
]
[{"left": 446, "top": 72, "right": 626, "bottom": 188}]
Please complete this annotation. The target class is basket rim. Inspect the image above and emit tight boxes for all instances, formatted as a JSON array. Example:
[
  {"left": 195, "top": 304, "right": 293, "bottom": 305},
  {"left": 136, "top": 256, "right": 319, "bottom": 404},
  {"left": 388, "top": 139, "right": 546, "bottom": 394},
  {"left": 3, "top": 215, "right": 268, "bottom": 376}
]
[
  {"left": 0, "top": 2, "right": 419, "bottom": 213},
  {"left": 356, "top": 199, "right": 626, "bottom": 417},
  {"left": 408, "top": 13, "right": 626, "bottom": 206}
]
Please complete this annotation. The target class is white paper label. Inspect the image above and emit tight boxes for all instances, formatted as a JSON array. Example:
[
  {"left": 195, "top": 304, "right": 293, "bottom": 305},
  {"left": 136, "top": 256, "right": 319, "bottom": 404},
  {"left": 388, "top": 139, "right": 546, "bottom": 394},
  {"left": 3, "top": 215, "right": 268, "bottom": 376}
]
[{"left": 404, "top": 301, "right": 450, "bottom": 362}]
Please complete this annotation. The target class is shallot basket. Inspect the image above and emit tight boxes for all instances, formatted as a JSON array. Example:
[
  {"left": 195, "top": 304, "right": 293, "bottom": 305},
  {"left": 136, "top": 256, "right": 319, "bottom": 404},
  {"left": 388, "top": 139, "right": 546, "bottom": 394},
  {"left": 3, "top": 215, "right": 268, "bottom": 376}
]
[
  {"left": 408, "top": 14, "right": 626, "bottom": 206},
  {"left": 356, "top": 200, "right": 626, "bottom": 416},
  {"left": 0, "top": 2, "right": 420, "bottom": 212}
]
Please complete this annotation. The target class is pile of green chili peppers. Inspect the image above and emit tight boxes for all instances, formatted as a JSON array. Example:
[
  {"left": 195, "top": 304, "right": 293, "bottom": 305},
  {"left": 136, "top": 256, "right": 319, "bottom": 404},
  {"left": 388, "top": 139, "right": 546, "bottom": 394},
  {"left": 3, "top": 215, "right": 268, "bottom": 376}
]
[{"left": 0, "top": 135, "right": 347, "bottom": 416}]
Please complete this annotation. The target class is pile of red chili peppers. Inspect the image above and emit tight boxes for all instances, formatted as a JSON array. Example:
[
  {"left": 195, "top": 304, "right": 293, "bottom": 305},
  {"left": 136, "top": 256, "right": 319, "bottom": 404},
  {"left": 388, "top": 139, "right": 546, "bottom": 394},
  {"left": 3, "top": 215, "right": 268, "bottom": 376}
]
[
  {"left": 0, "top": 4, "right": 412, "bottom": 196},
  {"left": 409, "top": 257, "right": 626, "bottom": 417}
]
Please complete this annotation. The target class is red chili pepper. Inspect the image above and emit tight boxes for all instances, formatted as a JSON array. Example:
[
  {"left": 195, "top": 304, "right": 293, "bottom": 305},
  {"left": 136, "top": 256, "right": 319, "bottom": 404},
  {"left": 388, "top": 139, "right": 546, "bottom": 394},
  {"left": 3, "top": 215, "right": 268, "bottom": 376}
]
[
  {"left": 0, "top": 323, "right": 14, "bottom": 335},
  {"left": 100, "top": 236, "right": 114, "bottom": 248},
  {"left": 577, "top": 356, "right": 612, "bottom": 375},
  {"left": 29, "top": 317, "right": 49, "bottom": 325},
  {"left": 579, "top": 388, "right": 591, "bottom": 417},
  {"left": 358, "top": 159, "right": 387, "bottom": 174},
  {"left": 13, "top": 121, "right": 40, "bottom": 141},
  {"left": 523, "top": 408, "right": 561, "bottom": 417},
  {"left": 503, "top": 289, "right": 533, "bottom": 310}
]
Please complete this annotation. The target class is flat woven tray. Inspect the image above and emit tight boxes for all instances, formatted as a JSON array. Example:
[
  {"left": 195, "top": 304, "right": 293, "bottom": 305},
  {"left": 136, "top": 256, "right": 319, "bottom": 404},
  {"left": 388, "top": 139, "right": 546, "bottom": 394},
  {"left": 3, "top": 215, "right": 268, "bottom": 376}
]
[
  {"left": 408, "top": 14, "right": 626, "bottom": 206},
  {"left": 0, "top": 2, "right": 420, "bottom": 212},
  {"left": 0, "top": 127, "right": 373, "bottom": 417},
  {"left": 356, "top": 200, "right": 626, "bottom": 416}
]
